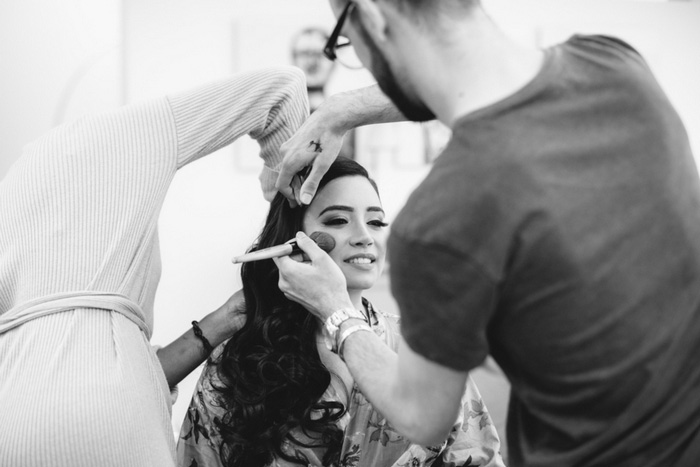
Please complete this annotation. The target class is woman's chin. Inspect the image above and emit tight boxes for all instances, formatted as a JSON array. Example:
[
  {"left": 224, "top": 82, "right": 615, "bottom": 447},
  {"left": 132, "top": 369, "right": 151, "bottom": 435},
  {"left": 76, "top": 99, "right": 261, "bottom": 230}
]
[
  {"left": 345, "top": 278, "right": 378, "bottom": 294},
  {"left": 341, "top": 264, "right": 384, "bottom": 296}
]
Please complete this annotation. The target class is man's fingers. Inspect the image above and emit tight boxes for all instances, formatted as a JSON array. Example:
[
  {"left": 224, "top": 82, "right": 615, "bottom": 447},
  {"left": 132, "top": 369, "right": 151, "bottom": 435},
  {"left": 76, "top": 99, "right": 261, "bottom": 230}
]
[
  {"left": 289, "top": 251, "right": 310, "bottom": 263},
  {"left": 277, "top": 156, "right": 315, "bottom": 205},
  {"left": 273, "top": 258, "right": 300, "bottom": 299},
  {"left": 287, "top": 174, "right": 304, "bottom": 207},
  {"left": 300, "top": 157, "right": 334, "bottom": 205},
  {"left": 272, "top": 254, "right": 292, "bottom": 269},
  {"left": 276, "top": 174, "right": 295, "bottom": 202},
  {"left": 275, "top": 153, "right": 303, "bottom": 202},
  {"left": 292, "top": 231, "right": 327, "bottom": 259}
]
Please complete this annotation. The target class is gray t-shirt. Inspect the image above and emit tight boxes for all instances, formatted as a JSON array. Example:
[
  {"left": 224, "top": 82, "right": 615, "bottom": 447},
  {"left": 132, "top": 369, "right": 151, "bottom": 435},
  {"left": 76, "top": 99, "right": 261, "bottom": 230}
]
[{"left": 389, "top": 35, "right": 700, "bottom": 467}]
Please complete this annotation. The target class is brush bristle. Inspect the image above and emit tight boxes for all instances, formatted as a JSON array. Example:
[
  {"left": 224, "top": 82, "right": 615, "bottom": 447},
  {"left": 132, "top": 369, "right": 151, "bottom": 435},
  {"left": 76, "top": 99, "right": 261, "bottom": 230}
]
[{"left": 309, "top": 231, "right": 336, "bottom": 253}]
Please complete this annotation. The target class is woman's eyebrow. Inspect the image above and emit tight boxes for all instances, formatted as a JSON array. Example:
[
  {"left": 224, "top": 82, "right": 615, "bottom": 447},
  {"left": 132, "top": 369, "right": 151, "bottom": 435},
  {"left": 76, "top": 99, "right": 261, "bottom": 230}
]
[
  {"left": 318, "top": 205, "right": 385, "bottom": 216},
  {"left": 319, "top": 205, "right": 353, "bottom": 216}
]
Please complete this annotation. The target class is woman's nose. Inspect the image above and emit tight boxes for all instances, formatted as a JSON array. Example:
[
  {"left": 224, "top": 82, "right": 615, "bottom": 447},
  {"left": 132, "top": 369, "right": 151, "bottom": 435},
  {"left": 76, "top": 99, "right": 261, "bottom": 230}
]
[{"left": 351, "top": 224, "right": 374, "bottom": 246}]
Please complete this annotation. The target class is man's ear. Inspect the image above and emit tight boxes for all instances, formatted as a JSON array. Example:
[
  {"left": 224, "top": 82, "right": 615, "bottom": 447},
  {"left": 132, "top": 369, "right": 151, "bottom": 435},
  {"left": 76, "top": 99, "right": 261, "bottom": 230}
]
[{"left": 354, "top": 0, "right": 388, "bottom": 42}]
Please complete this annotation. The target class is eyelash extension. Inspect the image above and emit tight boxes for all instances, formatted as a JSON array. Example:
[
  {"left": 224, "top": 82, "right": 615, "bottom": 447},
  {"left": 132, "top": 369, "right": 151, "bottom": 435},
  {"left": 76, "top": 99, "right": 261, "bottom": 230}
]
[
  {"left": 323, "top": 218, "right": 347, "bottom": 226},
  {"left": 322, "top": 218, "right": 389, "bottom": 227}
]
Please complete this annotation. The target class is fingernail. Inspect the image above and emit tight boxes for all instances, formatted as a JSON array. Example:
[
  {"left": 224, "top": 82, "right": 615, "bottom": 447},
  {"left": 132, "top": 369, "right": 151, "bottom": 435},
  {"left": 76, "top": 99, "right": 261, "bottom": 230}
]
[{"left": 300, "top": 193, "right": 313, "bottom": 205}]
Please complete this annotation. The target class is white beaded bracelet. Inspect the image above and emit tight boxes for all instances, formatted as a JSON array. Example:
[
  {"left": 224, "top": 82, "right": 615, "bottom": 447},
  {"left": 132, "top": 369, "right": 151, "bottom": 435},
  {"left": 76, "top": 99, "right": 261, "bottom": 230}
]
[{"left": 337, "top": 324, "right": 373, "bottom": 360}]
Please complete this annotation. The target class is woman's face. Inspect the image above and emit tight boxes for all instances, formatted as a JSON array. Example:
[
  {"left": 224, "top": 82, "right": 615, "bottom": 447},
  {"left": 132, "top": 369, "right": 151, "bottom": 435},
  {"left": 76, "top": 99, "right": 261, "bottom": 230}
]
[{"left": 302, "top": 175, "right": 388, "bottom": 295}]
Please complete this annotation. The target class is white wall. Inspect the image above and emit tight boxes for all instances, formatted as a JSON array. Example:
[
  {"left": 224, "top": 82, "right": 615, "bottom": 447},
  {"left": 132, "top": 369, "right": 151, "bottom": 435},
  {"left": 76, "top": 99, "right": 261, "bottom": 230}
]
[{"left": 0, "top": 0, "right": 122, "bottom": 177}]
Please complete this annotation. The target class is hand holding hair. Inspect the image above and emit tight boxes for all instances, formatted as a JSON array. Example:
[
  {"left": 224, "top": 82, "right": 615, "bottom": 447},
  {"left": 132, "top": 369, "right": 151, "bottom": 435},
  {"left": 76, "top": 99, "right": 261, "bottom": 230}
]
[{"left": 276, "top": 85, "right": 405, "bottom": 206}]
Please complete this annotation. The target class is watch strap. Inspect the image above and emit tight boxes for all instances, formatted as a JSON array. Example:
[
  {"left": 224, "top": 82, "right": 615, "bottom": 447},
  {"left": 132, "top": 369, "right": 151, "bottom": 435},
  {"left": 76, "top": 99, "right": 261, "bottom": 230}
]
[{"left": 324, "top": 307, "right": 366, "bottom": 352}]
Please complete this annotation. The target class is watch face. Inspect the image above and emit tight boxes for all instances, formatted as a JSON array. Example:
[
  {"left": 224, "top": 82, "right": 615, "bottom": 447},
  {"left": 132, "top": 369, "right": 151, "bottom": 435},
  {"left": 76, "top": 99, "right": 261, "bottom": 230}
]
[
  {"left": 330, "top": 310, "right": 346, "bottom": 327},
  {"left": 323, "top": 319, "right": 339, "bottom": 352},
  {"left": 325, "top": 315, "right": 340, "bottom": 334},
  {"left": 325, "top": 320, "right": 338, "bottom": 333},
  {"left": 324, "top": 308, "right": 366, "bottom": 354}
]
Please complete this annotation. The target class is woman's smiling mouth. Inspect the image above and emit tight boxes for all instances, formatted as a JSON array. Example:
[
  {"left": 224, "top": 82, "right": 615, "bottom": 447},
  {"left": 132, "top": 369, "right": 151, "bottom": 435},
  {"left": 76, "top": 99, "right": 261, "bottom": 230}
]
[{"left": 345, "top": 253, "right": 376, "bottom": 265}]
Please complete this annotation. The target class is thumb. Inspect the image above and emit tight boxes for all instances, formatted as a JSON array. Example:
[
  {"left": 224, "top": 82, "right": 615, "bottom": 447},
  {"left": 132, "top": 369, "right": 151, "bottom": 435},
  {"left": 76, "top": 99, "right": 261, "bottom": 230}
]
[
  {"left": 294, "top": 231, "right": 327, "bottom": 260},
  {"left": 299, "top": 157, "right": 333, "bottom": 205}
]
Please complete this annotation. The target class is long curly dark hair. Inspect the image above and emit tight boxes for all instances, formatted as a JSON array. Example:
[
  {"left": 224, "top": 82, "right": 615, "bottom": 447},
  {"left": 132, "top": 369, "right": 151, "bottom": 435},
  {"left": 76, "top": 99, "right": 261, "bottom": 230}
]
[{"left": 213, "top": 157, "right": 379, "bottom": 467}]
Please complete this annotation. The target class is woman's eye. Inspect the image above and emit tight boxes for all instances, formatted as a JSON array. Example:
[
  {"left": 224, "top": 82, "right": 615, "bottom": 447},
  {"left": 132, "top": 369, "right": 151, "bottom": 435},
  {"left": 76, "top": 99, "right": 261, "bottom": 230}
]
[
  {"left": 323, "top": 218, "right": 348, "bottom": 226},
  {"left": 369, "top": 220, "right": 389, "bottom": 228}
]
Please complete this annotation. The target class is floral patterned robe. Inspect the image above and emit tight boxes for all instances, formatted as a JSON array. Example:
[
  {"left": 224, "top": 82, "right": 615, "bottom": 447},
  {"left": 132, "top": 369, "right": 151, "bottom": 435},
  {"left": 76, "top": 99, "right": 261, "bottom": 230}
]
[{"left": 177, "top": 302, "right": 505, "bottom": 467}]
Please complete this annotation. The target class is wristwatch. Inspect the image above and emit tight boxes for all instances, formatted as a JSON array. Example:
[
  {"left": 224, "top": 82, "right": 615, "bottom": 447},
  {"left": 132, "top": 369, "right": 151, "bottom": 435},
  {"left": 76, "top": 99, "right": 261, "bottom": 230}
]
[{"left": 323, "top": 307, "right": 366, "bottom": 352}]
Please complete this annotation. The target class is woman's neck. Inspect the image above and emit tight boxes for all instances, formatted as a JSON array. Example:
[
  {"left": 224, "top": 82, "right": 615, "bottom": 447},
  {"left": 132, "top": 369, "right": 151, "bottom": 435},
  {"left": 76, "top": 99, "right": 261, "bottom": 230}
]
[{"left": 348, "top": 289, "right": 363, "bottom": 311}]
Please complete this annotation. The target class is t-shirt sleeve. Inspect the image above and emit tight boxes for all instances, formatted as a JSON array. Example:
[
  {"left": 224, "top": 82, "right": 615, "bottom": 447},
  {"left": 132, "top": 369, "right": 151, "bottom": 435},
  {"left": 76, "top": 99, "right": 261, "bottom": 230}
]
[
  {"left": 386, "top": 118, "right": 523, "bottom": 372},
  {"left": 167, "top": 66, "right": 309, "bottom": 201},
  {"left": 389, "top": 233, "right": 497, "bottom": 372},
  {"left": 572, "top": 34, "right": 649, "bottom": 69}
]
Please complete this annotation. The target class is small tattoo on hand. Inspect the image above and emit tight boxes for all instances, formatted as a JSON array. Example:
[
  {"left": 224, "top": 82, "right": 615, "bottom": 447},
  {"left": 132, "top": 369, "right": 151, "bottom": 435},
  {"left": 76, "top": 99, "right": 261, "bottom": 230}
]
[{"left": 309, "top": 140, "right": 323, "bottom": 153}]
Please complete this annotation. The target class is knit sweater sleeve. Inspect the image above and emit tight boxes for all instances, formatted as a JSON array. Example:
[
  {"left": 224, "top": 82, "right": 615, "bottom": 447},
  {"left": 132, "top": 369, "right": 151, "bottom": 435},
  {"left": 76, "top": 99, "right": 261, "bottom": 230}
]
[{"left": 167, "top": 66, "right": 309, "bottom": 200}]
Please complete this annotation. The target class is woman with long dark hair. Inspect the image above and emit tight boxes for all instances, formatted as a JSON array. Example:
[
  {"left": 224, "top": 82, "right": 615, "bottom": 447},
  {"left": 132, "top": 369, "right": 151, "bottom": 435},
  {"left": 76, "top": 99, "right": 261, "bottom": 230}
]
[{"left": 177, "top": 157, "right": 505, "bottom": 467}]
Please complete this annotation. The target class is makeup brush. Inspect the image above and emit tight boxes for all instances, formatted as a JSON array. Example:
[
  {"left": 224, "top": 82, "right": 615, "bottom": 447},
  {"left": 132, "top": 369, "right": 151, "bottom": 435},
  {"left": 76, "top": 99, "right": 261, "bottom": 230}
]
[{"left": 231, "top": 231, "right": 335, "bottom": 263}]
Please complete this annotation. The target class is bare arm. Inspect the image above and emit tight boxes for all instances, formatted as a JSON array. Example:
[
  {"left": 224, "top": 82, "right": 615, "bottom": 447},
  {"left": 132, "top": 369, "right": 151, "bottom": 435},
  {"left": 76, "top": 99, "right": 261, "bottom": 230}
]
[
  {"left": 342, "top": 319, "right": 469, "bottom": 445},
  {"left": 275, "top": 84, "right": 406, "bottom": 206},
  {"left": 156, "top": 290, "right": 246, "bottom": 388},
  {"left": 274, "top": 233, "right": 468, "bottom": 445}
]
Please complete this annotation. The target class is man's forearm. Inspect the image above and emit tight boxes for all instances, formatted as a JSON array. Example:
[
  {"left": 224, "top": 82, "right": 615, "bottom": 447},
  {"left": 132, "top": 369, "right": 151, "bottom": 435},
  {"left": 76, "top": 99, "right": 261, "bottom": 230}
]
[
  {"left": 317, "top": 84, "right": 406, "bottom": 133},
  {"left": 338, "top": 318, "right": 466, "bottom": 445}
]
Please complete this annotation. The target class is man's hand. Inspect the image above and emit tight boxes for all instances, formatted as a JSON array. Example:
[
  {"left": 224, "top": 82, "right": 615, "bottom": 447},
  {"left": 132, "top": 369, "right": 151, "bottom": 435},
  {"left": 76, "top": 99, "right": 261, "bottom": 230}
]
[
  {"left": 275, "top": 85, "right": 405, "bottom": 206},
  {"left": 275, "top": 111, "right": 345, "bottom": 206},
  {"left": 274, "top": 231, "right": 354, "bottom": 320}
]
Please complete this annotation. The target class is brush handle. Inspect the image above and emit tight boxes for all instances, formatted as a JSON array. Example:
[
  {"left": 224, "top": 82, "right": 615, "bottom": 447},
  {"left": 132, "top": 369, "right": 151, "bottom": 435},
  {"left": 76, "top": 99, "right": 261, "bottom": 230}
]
[
  {"left": 231, "top": 231, "right": 335, "bottom": 264},
  {"left": 231, "top": 243, "right": 295, "bottom": 263}
]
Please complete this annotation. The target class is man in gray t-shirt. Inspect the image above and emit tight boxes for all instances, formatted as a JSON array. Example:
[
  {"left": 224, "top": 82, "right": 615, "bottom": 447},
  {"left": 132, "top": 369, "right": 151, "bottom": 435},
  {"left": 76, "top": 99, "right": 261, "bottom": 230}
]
[
  {"left": 389, "top": 35, "right": 700, "bottom": 466},
  {"left": 274, "top": 2, "right": 700, "bottom": 466}
]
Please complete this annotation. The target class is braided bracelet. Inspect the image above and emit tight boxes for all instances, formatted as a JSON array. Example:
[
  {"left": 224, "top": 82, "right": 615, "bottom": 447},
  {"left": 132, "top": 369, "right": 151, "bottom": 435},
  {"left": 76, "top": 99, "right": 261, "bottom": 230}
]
[{"left": 191, "top": 320, "right": 214, "bottom": 356}]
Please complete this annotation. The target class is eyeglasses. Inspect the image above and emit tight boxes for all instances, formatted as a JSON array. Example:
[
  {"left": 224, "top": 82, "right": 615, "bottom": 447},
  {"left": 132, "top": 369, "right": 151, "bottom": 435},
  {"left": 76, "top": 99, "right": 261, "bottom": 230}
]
[{"left": 323, "top": 2, "right": 363, "bottom": 69}]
